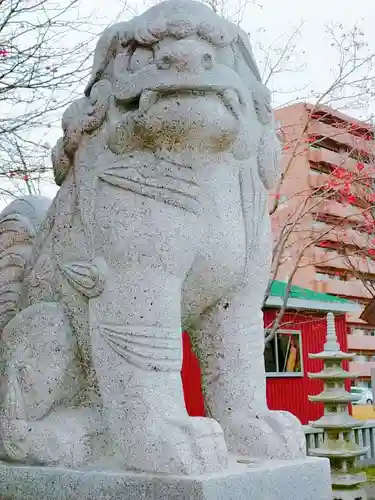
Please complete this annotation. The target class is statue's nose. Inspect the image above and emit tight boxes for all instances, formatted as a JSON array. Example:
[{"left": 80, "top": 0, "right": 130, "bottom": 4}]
[{"left": 156, "top": 40, "right": 214, "bottom": 73}]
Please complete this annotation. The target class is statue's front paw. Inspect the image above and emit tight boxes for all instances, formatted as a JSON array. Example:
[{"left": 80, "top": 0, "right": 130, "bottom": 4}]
[
  {"left": 117, "top": 415, "right": 229, "bottom": 475},
  {"left": 224, "top": 410, "right": 306, "bottom": 460}
]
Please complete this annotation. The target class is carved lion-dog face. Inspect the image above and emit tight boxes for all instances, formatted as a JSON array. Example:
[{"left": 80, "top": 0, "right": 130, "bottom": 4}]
[
  {"left": 85, "top": 0, "right": 272, "bottom": 155},
  {"left": 52, "top": 1, "right": 280, "bottom": 191}
]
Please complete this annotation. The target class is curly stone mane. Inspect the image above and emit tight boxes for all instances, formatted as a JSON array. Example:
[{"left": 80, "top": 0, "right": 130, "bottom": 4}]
[{"left": 51, "top": 1, "right": 278, "bottom": 189}]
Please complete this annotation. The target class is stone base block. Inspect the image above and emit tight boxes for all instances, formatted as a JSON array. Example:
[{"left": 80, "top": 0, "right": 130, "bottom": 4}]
[
  {"left": 365, "top": 482, "right": 375, "bottom": 500},
  {"left": 332, "top": 487, "right": 368, "bottom": 500},
  {"left": 0, "top": 455, "right": 331, "bottom": 500}
]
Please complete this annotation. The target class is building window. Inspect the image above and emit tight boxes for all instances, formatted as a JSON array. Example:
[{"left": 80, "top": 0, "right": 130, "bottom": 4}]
[
  {"left": 353, "top": 381, "right": 372, "bottom": 389},
  {"left": 310, "top": 161, "right": 333, "bottom": 175},
  {"left": 264, "top": 330, "right": 303, "bottom": 377},
  {"left": 316, "top": 272, "right": 345, "bottom": 281},
  {"left": 315, "top": 267, "right": 348, "bottom": 281},
  {"left": 311, "top": 111, "right": 374, "bottom": 141},
  {"left": 351, "top": 327, "right": 375, "bottom": 337},
  {"left": 354, "top": 354, "right": 367, "bottom": 362},
  {"left": 315, "top": 272, "right": 331, "bottom": 281}
]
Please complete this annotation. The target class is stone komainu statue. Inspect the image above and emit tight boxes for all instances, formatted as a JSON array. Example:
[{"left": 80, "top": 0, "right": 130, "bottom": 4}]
[{"left": 0, "top": 0, "right": 306, "bottom": 474}]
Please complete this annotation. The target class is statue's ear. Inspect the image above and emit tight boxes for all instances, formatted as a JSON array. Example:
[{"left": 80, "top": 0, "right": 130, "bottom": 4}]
[
  {"left": 52, "top": 80, "right": 112, "bottom": 187},
  {"left": 52, "top": 138, "right": 71, "bottom": 187},
  {"left": 251, "top": 82, "right": 281, "bottom": 190},
  {"left": 252, "top": 82, "right": 272, "bottom": 126},
  {"left": 257, "top": 125, "right": 281, "bottom": 190},
  {"left": 84, "top": 22, "right": 130, "bottom": 97}
]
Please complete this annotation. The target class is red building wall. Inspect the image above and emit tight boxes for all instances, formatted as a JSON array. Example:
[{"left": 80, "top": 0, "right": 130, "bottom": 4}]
[
  {"left": 181, "top": 331, "right": 205, "bottom": 416},
  {"left": 181, "top": 310, "right": 350, "bottom": 425},
  {"left": 265, "top": 309, "right": 349, "bottom": 424}
]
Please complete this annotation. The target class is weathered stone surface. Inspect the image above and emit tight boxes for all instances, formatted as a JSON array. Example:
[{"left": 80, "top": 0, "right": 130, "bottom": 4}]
[
  {"left": 0, "top": 0, "right": 305, "bottom": 477},
  {"left": 366, "top": 481, "right": 375, "bottom": 500},
  {"left": 0, "top": 456, "right": 332, "bottom": 500}
]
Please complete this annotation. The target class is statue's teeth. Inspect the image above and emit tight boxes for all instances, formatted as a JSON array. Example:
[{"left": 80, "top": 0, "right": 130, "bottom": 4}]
[
  {"left": 138, "top": 90, "right": 157, "bottom": 112},
  {"left": 221, "top": 89, "right": 240, "bottom": 118}
]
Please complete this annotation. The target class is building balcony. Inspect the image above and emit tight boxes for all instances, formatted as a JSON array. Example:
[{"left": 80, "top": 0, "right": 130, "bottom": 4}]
[
  {"left": 311, "top": 224, "right": 369, "bottom": 250},
  {"left": 307, "top": 147, "right": 360, "bottom": 170},
  {"left": 313, "top": 247, "right": 375, "bottom": 275},
  {"left": 307, "top": 147, "right": 373, "bottom": 175},
  {"left": 313, "top": 279, "right": 371, "bottom": 299},
  {"left": 348, "top": 335, "right": 375, "bottom": 352},
  {"left": 308, "top": 169, "right": 371, "bottom": 205},
  {"left": 312, "top": 198, "right": 364, "bottom": 221},
  {"left": 308, "top": 121, "right": 375, "bottom": 156},
  {"left": 308, "top": 147, "right": 341, "bottom": 166},
  {"left": 308, "top": 171, "right": 329, "bottom": 190},
  {"left": 349, "top": 361, "right": 375, "bottom": 377}
]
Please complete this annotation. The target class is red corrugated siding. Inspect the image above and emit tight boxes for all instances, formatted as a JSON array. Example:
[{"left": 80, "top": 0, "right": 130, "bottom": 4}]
[
  {"left": 181, "top": 311, "right": 350, "bottom": 424},
  {"left": 265, "top": 310, "right": 350, "bottom": 424},
  {"left": 181, "top": 331, "right": 205, "bottom": 416}
]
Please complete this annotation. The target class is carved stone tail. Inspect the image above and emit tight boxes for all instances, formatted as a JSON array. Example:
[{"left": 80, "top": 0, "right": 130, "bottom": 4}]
[{"left": 0, "top": 196, "right": 50, "bottom": 331}]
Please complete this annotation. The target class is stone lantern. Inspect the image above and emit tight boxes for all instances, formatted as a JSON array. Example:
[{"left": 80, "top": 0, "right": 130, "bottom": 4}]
[{"left": 308, "top": 312, "right": 368, "bottom": 500}]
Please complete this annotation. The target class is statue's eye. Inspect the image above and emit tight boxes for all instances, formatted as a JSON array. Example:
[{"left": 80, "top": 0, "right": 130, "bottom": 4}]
[
  {"left": 215, "top": 46, "right": 235, "bottom": 68},
  {"left": 129, "top": 46, "right": 153, "bottom": 72}
]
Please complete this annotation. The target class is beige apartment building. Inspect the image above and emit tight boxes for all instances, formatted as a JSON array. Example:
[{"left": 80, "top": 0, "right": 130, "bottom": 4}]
[{"left": 273, "top": 103, "right": 375, "bottom": 386}]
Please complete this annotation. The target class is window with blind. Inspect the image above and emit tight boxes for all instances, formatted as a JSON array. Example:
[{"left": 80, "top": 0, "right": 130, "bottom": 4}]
[{"left": 264, "top": 330, "right": 303, "bottom": 377}]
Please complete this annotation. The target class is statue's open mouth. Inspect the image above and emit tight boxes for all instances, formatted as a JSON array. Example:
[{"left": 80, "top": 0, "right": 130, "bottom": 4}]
[{"left": 120, "top": 87, "right": 242, "bottom": 119}]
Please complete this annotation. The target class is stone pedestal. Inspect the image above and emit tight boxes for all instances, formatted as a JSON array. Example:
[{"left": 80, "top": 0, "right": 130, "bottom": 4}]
[{"left": 0, "top": 456, "right": 331, "bottom": 500}]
